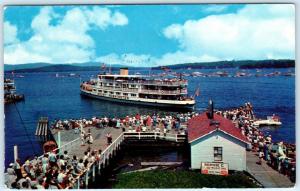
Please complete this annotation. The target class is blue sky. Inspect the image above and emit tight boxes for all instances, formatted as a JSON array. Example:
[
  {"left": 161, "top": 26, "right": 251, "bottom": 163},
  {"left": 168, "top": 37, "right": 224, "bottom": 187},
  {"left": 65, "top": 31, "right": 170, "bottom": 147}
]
[{"left": 3, "top": 4, "right": 295, "bottom": 66}]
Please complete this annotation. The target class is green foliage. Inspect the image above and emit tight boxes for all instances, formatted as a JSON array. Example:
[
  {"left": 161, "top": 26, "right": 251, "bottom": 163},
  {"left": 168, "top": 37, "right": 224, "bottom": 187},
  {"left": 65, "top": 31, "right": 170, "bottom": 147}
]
[{"left": 113, "top": 170, "right": 259, "bottom": 188}]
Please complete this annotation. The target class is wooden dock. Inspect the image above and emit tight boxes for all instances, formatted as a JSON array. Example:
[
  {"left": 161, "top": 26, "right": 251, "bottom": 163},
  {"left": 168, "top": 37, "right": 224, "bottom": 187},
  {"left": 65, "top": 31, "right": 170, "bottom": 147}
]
[
  {"left": 246, "top": 151, "right": 294, "bottom": 188},
  {"left": 49, "top": 126, "right": 187, "bottom": 188},
  {"left": 51, "top": 126, "right": 122, "bottom": 158}
]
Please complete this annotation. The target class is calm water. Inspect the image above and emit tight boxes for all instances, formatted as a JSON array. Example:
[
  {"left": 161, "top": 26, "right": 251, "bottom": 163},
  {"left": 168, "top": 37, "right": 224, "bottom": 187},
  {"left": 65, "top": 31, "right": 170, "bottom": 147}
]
[{"left": 4, "top": 68, "right": 295, "bottom": 167}]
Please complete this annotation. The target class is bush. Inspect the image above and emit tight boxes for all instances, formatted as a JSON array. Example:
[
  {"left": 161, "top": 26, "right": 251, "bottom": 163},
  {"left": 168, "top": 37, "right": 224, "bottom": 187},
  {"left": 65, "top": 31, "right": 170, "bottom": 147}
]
[{"left": 113, "top": 170, "right": 259, "bottom": 188}]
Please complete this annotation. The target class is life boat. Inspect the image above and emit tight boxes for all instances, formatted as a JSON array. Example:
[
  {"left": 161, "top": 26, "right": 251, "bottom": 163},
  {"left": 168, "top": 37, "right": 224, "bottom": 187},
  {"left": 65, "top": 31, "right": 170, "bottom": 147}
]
[{"left": 43, "top": 141, "right": 58, "bottom": 153}]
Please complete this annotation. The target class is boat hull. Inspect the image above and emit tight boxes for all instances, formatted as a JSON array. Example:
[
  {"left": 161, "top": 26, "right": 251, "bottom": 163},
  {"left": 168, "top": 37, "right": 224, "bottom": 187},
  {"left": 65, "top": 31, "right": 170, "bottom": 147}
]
[
  {"left": 253, "top": 120, "right": 282, "bottom": 126},
  {"left": 80, "top": 90, "right": 195, "bottom": 110}
]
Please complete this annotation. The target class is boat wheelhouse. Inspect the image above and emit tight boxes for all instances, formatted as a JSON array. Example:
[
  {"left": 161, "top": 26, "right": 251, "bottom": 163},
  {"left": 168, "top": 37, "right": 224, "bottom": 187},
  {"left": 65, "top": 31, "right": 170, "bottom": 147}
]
[{"left": 80, "top": 68, "right": 195, "bottom": 110}]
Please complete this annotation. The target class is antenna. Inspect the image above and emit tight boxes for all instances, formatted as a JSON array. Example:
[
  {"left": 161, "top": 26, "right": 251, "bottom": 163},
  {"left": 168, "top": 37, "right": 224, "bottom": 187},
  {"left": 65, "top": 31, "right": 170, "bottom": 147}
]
[{"left": 109, "top": 62, "right": 112, "bottom": 74}]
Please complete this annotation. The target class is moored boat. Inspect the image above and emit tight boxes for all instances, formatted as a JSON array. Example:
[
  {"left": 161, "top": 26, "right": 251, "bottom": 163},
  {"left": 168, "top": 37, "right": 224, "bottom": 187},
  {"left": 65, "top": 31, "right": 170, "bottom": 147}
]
[
  {"left": 253, "top": 115, "right": 282, "bottom": 126},
  {"left": 4, "top": 78, "right": 24, "bottom": 104}
]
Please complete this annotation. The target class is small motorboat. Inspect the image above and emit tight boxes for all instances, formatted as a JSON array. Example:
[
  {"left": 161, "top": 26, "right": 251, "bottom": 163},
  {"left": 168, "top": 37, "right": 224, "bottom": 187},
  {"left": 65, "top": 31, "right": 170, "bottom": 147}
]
[{"left": 253, "top": 115, "right": 282, "bottom": 126}]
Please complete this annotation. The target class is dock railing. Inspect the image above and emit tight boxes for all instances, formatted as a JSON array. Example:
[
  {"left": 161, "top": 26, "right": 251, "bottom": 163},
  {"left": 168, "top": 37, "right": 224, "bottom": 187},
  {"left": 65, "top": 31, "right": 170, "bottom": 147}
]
[
  {"left": 67, "top": 133, "right": 125, "bottom": 189},
  {"left": 64, "top": 131, "right": 184, "bottom": 188},
  {"left": 8, "top": 130, "right": 185, "bottom": 189},
  {"left": 123, "top": 131, "right": 186, "bottom": 142}
]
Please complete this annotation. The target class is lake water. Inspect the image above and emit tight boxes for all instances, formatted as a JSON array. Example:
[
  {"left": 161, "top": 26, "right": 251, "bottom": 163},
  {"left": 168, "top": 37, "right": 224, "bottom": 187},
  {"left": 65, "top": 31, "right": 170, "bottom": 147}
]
[{"left": 4, "top": 68, "right": 295, "bottom": 167}]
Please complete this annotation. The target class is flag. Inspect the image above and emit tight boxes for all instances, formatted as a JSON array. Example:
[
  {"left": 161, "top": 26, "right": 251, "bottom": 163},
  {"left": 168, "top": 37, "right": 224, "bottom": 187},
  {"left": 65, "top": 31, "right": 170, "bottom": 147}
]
[{"left": 101, "top": 63, "right": 106, "bottom": 70}]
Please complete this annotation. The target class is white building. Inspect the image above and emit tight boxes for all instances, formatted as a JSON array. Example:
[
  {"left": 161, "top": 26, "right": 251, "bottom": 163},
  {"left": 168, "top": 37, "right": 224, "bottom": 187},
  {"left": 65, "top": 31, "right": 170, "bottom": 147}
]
[{"left": 188, "top": 111, "right": 249, "bottom": 171}]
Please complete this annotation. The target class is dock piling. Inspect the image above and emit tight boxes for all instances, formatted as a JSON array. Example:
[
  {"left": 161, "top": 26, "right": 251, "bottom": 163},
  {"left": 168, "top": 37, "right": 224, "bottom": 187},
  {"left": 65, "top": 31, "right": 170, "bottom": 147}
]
[
  {"left": 35, "top": 117, "right": 49, "bottom": 136},
  {"left": 13, "top": 145, "right": 18, "bottom": 162},
  {"left": 85, "top": 172, "right": 89, "bottom": 188},
  {"left": 92, "top": 165, "right": 96, "bottom": 182}
]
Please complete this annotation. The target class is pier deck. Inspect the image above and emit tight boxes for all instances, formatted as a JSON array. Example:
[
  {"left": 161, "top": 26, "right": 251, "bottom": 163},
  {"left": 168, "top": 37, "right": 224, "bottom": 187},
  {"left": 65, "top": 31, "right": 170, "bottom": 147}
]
[
  {"left": 51, "top": 126, "right": 122, "bottom": 158},
  {"left": 246, "top": 151, "right": 294, "bottom": 188}
]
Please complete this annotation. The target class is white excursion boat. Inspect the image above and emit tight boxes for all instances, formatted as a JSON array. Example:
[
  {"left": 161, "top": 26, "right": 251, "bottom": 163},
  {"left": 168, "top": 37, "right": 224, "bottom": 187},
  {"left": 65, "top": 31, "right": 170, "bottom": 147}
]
[
  {"left": 253, "top": 115, "right": 282, "bottom": 126},
  {"left": 80, "top": 68, "right": 196, "bottom": 110}
]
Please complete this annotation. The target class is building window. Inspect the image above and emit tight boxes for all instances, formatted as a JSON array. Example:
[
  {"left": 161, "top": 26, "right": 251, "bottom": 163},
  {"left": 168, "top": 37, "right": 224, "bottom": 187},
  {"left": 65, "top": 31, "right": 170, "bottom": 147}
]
[{"left": 214, "top": 147, "right": 222, "bottom": 161}]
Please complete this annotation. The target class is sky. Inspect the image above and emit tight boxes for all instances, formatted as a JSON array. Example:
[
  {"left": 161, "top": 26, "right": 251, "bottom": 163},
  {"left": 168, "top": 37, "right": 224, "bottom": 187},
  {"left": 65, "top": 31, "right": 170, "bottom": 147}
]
[{"left": 3, "top": 4, "right": 295, "bottom": 66}]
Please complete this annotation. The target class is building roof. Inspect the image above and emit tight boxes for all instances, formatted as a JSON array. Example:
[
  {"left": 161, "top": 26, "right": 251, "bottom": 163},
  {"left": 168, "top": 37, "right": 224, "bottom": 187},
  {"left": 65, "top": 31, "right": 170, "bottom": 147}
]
[{"left": 188, "top": 113, "right": 249, "bottom": 144}]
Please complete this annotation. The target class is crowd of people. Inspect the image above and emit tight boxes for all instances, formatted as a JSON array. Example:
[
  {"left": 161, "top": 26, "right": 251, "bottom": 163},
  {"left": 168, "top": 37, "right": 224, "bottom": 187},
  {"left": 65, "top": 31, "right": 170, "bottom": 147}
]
[
  {"left": 6, "top": 148, "right": 103, "bottom": 189},
  {"left": 217, "top": 102, "right": 296, "bottom": 182},
  {"left": 5, "top": 103, "right": 296, "bottom": 188},
  {"left": 50, "top": 112, "right": 197, "bottom": 135}
]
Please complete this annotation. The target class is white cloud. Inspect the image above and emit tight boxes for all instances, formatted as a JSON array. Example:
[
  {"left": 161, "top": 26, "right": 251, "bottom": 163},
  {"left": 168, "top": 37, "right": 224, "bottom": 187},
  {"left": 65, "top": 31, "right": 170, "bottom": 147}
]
[
  {"left": 85, "top": 7, "right": 128, "bottom": 30},
  {"left": 4, "top": 21, "right": 19, "bottom": 45},
  {"left": 4, "top": 6, "right": 129, "bottom": 64},
  {"left": 202, "top": 5, "right": 228, "bottom": 14},
  {"left": 155, "top": 51, "right": 220, "bottom": 66},
  {"left": 160, "top": 4, "right": 295, "bottom": 64}
]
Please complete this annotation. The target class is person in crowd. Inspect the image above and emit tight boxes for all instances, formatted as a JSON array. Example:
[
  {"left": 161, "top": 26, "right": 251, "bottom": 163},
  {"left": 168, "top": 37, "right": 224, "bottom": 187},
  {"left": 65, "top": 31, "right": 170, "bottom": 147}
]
[
  {"left": 87, "top": 131, "right": 93, "bottom": 144},
  {"left": 106, "top": 133, "right": 112, "bottom": 145},
  {"left": 80, "top": 130, "right": 86, "bottom": 146},
  {"left": 71, "top": 155, "right": 78, "bottom": 170},
  {"left": 5, "top": 163, "right": 17, "bottom": 188},
  {"left": 49, "top": 151, "right": 57, "bottom": 167},
  {"left": 14, "top": 158, "right": 23, "bottom": 180},
  {"left": 63, "top": 151, "right": 70, "bottom": 161},
  {"left": 76, "top": 159, "right": 85, "bottom": 174}
]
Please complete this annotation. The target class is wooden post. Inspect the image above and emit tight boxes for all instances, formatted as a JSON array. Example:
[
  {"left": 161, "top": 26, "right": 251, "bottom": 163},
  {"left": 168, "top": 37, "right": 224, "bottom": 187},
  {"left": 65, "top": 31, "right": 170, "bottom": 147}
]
[
  {"left": 85, "top": 171, "right": 89, "bottom": 188},
  {"left": 98, "top": 161, "right": 101, "bottom": 175},
  {"left": 13, "top": 145, "right": 18, "bottom": 162},
  {"left": 77, "top": 178, "right": 80, "bottom": 189},
  {"left": 92, "top": 164, "right": 96, "bottom": 182}
]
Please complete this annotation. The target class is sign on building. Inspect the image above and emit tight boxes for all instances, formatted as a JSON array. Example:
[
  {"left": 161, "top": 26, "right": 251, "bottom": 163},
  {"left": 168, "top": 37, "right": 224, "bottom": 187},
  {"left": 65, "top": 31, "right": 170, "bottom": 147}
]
[{"left": 201, "top": 162, "right": 229, "bottom": 176}]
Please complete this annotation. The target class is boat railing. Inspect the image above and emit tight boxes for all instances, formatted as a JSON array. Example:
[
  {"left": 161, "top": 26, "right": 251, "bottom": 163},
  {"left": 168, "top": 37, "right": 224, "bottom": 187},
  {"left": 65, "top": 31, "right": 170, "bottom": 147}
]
[
  {"left": 98, "top": 79, "right": 187, "bottom": 86},
  {"left": 94, "top": 86, "right": 187, "bottom": 95},
  {"left": 141, "top": 89, "right": 188, "bottom": 95}
]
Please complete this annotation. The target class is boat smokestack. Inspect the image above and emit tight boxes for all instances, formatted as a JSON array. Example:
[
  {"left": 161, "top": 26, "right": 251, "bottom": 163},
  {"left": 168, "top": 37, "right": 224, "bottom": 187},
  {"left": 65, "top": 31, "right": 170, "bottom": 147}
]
[
  {"left": 120, "top": 68, "right": 128, "bottom": 75},
  {"left": 206, "top": 99, "right": 214, "bottom": 119}
]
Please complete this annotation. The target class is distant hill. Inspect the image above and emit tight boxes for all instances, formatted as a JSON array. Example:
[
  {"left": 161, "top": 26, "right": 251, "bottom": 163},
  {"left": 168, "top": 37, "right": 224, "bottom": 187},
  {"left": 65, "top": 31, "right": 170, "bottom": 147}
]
[
  {"left": 4, "top": 63, "right": 52, "bottom": 71},
  {"left": 4, "top": 59, "right": 295, "bottom": 73},
  {"left": 5, "top": 64, "right": 150, "bottom": 73},
  {"left": 154, "top": 59, "right": 295, "bottom": 70},
  {"left": 4, "top": 62, "right": 127, "bottom": 71}
]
